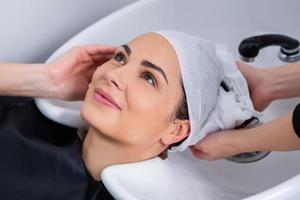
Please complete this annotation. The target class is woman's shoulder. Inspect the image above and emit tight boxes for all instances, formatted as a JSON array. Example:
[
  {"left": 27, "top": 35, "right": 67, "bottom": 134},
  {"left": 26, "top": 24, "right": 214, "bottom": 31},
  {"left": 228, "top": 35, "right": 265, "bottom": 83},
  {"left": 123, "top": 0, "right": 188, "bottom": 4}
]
[{"left": 0, "top": 97, "right": 93, "bottom": 199}]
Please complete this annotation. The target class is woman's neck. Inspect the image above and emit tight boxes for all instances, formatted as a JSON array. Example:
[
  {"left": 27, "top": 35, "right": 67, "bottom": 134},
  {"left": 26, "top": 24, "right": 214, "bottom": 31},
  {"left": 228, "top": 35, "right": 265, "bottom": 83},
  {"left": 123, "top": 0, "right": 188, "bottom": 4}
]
[{"left": 81, "top": 127, "right": 153, "bottom": 181}]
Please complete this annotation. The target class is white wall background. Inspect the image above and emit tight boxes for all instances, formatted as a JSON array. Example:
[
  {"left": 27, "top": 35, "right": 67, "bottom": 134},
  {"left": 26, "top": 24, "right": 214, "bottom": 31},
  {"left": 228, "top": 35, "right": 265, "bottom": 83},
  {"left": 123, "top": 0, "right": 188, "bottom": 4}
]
[{"left": 0, "top": 0, "right": 137, "bottom": 63}]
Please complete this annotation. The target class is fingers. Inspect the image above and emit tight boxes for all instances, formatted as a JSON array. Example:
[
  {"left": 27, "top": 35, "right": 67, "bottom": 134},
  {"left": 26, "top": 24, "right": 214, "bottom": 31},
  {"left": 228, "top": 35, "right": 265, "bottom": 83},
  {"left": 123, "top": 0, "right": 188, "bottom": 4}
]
[
  {"left": 189, "top": 146, "right": 198, "bottom": 155},
  {"left": 236, "top": 60, "right": 253, "bottom": 75},
  {"left": 82, "top": 44, "right": 117, "bottom": 55},
  {"left": 189, "top": 132, "right": 233, "bottom": 161},
  {"left": 80, "top": 45, "right": 116, "bottom": 66},
  {"left": 68, "top": 45, "right": 116, "bottom": 68},
  {"left": 92, "top": 54, "right": 114, "bottom": 66},
  {"left": 189, "top": 146, "right": 214, "bottom": 160}
]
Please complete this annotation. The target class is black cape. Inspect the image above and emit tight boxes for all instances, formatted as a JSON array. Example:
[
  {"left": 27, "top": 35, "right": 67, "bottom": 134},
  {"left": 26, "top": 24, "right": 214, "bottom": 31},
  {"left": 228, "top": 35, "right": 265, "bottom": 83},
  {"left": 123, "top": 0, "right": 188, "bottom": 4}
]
[{"left": 0, "top": 96, "right": 114, "bottom": 200}]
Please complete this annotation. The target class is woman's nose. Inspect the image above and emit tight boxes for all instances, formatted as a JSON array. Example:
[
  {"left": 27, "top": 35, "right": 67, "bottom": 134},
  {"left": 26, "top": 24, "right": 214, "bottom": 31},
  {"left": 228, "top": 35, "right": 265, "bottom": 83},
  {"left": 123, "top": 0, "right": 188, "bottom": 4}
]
[{"left": 104, "top": 69, "right": 126, "bottom": 91}]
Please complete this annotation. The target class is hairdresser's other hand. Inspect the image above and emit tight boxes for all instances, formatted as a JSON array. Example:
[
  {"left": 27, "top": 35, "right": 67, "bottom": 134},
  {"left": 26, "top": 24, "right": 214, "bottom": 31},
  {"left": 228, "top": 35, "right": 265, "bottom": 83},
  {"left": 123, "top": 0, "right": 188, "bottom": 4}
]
[
  {"left": 46, "top": 45, "right": 116, "bottom": 101},
  {"left": 190, "top": 130, "right": 242, "bottom": 160},
  {"left": 236, "top": 60, "right": 273, "bottom": 111}
]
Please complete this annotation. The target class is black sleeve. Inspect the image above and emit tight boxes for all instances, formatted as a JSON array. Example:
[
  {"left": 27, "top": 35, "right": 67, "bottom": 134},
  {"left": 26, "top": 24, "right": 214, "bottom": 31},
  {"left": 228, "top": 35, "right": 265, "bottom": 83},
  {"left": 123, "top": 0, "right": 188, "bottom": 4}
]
[{"left": 292, "top": 103, "right": 300, "bottom": 138}]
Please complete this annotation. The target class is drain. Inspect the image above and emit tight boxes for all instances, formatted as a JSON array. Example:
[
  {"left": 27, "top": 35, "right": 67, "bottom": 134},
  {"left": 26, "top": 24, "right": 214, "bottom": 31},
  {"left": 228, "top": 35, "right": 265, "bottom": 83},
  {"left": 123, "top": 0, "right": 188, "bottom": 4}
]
[{"left": 226, "top": 117, "right": 271, "bottom": 163}]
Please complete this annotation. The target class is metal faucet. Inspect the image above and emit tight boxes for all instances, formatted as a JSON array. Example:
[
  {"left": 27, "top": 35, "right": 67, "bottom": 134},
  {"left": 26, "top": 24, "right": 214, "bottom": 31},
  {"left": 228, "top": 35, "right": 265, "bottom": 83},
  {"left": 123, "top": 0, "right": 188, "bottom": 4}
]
[{"left": 238, "top": 34, "right": 300, "bottom": 62}]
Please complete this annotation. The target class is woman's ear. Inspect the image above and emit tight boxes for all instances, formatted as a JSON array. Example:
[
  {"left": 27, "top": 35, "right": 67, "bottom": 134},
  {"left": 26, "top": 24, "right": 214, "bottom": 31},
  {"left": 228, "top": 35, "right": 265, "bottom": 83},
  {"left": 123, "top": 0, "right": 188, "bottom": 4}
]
[{"left": 161, "top": 119, "right": 190, "bottom": 145}]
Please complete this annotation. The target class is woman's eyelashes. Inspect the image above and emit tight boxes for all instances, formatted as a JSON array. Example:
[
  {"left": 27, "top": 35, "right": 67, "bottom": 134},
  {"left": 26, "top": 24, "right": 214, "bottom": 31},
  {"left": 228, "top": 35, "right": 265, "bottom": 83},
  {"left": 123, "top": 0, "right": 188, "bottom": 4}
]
[
  {"left": 113, "top": 51, "right": 158, "bottom": 87},
  {"left": 141, "top": 72, "right": 157, "bottom": 87},
  {"left": 113, "top": 52, "right": 126, "bottom": 65}
]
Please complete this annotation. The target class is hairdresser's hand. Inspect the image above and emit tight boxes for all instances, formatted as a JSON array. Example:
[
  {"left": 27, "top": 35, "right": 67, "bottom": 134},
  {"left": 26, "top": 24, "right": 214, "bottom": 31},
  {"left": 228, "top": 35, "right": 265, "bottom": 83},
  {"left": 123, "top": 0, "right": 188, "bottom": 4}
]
[
  {"left": 46, "top": 45, "right": 116, "bottom": 101},
  {"left": 190, "top": 130, "right": 243, "bottom": 160},
  {"left": 236, "top": 61, "right": 273, "bottom": 111}
]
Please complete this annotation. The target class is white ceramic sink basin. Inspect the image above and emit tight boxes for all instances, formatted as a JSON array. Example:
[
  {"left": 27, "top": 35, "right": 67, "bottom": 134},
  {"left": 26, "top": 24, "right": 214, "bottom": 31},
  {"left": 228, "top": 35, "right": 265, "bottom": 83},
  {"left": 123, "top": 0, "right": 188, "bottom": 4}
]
[{"left": 35, "top": 0, "right": 300, "bottom": 199}]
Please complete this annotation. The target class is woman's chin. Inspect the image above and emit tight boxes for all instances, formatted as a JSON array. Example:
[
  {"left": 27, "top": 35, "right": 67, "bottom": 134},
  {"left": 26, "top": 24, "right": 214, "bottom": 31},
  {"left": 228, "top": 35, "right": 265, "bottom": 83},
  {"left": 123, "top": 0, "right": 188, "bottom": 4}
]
[
  {"left": 80, "top": 103, "right": 118, "bottom": 138},
  {"left": 81, "top": 104, "right": 104, "bottom": 127}
]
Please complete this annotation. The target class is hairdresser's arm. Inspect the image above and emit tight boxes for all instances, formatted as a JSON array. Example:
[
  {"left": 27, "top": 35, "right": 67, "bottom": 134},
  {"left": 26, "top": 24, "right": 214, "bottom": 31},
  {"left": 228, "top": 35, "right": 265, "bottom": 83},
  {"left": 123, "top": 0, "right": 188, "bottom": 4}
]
[
  {"left": 236, "top": 61, "right": 300, "bottom": 111},
  {"left": 0, "top": 45, "right": 116, "bottom": 100},
  {"left": 191, "top": 61, "right": 300, "bottom": 160},
  {"left": 190, "top": 111, "right": 300, "bottom": 160},
  {"left": 0, "top": 63, "right": 55, "bottom": 98}
]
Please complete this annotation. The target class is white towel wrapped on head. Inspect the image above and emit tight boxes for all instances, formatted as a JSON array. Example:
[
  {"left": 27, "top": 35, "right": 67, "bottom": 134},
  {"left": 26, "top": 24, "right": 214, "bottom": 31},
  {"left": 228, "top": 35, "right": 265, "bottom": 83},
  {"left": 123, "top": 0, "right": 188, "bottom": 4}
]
[{"left": 153, "top": 30, "right": 261, "bottom": 152}]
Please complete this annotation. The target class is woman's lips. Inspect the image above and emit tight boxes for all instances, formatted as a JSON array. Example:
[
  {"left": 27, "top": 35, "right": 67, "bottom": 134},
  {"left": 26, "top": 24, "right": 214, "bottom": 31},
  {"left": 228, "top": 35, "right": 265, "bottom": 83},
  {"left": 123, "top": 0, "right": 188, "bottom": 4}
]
[{"left": 93, "top": 88, "right": 121, "bottom": 110}]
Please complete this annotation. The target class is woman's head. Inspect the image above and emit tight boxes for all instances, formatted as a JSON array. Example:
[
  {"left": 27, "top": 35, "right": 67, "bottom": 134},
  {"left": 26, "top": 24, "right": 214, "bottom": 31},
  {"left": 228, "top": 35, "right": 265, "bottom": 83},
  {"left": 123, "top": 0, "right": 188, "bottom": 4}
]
[{"left": 81, "top": 32, "right": 190, "bottom": 159}]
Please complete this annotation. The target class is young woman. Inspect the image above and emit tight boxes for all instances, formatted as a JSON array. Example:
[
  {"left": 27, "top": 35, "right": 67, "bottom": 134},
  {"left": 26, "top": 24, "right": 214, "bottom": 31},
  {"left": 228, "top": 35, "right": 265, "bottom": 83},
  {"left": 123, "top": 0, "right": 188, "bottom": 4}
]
[{"left": 0, "top": 32, "right": 190, "bottom": 199}]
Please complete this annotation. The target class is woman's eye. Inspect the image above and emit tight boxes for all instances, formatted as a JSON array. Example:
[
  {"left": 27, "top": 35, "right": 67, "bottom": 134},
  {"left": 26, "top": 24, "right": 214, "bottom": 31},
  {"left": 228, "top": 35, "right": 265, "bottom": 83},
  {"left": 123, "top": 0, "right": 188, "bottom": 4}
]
[
  {"left": 142, "top": 73, "right": 156, "bottom": 87},
  {"left": 113, "top": 52, "right": 126, "bottom": 65}
]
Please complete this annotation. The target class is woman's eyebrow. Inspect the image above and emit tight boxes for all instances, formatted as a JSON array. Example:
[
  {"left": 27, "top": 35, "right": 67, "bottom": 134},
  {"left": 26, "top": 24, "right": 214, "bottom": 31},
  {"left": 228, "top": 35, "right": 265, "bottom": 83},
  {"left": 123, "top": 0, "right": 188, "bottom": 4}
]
[
  {"left": 141, "top": 60, "right": 169, "bottom": 85},
  {"left": 121, "top": 44, "right": 131, "bottom": 56},
  {"left": 120, "top": 44, "right": 169, "bottom": 85}
]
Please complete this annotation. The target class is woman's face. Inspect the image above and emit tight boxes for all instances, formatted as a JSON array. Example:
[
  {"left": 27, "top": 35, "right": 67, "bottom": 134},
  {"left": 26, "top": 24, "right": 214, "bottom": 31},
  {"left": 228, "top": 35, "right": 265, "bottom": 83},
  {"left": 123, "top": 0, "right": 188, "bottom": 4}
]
[{"left": 81, "top": 33, "right": 188, "bottom": 152}]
